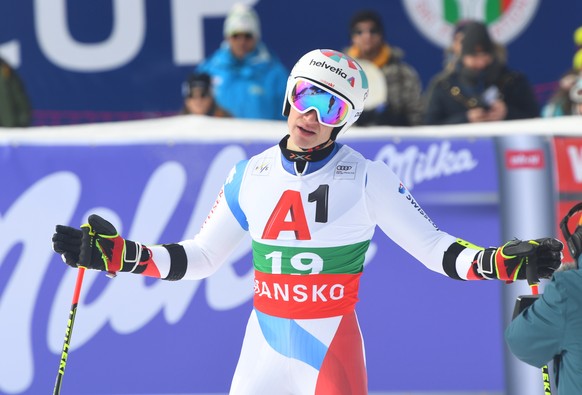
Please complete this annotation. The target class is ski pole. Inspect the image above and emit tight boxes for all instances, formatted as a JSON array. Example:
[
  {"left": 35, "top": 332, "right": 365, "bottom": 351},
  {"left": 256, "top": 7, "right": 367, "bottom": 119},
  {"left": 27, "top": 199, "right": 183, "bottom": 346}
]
[
  {"left": 525, "top": 254, "right": 552, "bottom": 395},
  {"left": 53, "top": 267, "right": 86, "bottom": 395}
]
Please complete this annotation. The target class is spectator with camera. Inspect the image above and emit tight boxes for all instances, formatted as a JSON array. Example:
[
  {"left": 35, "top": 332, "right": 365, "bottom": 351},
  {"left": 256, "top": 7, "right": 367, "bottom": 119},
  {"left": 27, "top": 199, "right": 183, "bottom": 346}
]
[{"left": 424, "top": 21, "right": 539, "bottom": 125}]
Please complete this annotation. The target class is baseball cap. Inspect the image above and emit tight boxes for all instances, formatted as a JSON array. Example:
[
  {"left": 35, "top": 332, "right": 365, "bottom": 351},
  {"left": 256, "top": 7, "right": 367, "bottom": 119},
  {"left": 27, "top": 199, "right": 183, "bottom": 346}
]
[{"left": 182, "top": 73, "right": 212, "bottom": 98}]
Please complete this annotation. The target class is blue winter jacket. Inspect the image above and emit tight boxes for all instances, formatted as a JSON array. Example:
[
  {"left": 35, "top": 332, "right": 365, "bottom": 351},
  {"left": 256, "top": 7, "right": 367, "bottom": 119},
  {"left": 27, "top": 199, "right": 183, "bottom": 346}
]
[
  {"left": 196, "top": 42, "right": 288, "bottom": 120},
  {"left": 505, "top": 256, "right": 582, "bottom": 394}
]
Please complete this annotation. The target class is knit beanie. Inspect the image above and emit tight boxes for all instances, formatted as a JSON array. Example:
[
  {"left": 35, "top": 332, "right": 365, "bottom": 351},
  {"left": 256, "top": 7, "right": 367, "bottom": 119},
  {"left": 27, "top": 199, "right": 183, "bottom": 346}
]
[
  {"left": 223, "top": 3, "right": 261, "bottom": 40},
  {"left": 461, "top": 21, "right": 494, "bottom": 55}
]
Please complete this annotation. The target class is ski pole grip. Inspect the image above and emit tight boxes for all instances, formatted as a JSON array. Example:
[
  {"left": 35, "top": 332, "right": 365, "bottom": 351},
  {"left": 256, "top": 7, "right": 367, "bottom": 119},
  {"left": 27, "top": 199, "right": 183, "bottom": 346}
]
[{"left": 526, "top": 253, "right": 539, "bottom": 287}]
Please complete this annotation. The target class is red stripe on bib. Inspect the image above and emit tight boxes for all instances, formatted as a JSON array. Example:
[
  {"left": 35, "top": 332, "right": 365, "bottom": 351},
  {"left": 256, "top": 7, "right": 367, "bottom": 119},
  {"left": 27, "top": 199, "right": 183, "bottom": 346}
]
[{"left": 253, "top": 270, "right": 361, "bottom": 319}]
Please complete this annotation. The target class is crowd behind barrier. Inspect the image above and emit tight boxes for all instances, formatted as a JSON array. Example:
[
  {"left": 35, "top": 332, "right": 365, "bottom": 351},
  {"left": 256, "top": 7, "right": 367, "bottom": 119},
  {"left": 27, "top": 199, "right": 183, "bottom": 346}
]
[{"left": 2, "top": 2, "right": 580, "bottom": 129}]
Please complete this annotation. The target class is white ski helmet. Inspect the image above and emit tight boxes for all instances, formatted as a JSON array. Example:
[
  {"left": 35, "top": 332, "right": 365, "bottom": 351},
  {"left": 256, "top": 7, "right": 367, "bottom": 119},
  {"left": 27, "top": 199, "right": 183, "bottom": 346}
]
[{"left": 282, "top": 49, "right": 369, "bottom": 139}]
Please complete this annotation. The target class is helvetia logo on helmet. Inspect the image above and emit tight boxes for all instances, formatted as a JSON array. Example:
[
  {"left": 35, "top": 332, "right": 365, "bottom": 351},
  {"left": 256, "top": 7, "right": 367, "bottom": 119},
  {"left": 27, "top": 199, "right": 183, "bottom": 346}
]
[{"left": 309, "top": 59, "right": 348, "bottom": 79}]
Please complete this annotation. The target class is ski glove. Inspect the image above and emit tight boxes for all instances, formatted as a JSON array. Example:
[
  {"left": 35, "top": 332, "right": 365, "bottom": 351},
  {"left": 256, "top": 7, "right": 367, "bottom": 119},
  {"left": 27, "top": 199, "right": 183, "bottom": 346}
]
[
  {"left": 52, "top": 214, "right": 143, "bottom": 277},
  {"left": 52, "top": 224, "right": 83, "bottom": 267},
  {"left": 474, "top": 238, "right": 563, "bottom": 282}
]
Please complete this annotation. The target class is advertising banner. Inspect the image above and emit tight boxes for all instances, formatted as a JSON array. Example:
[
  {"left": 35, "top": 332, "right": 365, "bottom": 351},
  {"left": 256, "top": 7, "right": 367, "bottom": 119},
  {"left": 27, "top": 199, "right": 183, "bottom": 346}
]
[
  {"left": 553, "top": 137, "right": 582, "bottom": 262},
  {"left": 0, "top": 128, "right": 502, "bottom": 394}
]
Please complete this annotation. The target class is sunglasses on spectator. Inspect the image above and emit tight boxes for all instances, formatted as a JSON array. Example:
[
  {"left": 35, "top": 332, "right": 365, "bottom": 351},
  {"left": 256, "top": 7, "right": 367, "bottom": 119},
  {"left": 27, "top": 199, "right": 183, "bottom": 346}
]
[
  {"left": 289, "top": 79, "right": 352, "bottom": 127},
  {"left": 230, "top": 32, "right": 254, "bottom": 40},
  {"left": 353, "top": 27, "right": 381, "bottom": 36},
  {"left": 189, "top": 88, "right": 210, "bottom": 99}
]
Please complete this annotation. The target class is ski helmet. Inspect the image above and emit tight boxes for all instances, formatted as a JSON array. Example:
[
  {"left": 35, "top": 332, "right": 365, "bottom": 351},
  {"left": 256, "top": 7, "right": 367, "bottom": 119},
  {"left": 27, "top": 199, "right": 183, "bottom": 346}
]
[{"left": 282, "top": 49, "right": 369, "bottom": 139}]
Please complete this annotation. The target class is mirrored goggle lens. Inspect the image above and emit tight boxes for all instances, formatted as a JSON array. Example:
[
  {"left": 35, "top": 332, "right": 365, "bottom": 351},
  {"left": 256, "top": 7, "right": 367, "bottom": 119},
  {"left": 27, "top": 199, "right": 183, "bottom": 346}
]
[{"left": 290, "top": 80, "right": 351, "bottom": 126}]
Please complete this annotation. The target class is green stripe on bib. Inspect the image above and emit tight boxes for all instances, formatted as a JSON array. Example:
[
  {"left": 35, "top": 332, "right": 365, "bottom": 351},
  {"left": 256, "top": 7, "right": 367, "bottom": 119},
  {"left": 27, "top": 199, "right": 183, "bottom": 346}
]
[{"left": 252, "top": 240, "right": 370, "bottom": 275}]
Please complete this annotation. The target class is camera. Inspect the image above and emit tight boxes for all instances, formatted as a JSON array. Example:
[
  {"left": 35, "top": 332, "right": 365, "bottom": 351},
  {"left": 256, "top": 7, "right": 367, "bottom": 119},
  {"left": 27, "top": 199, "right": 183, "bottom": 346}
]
[
  {"left": 479, "top": 85, "right": 499, "bottom": 111},
  {"left": 512, "top": 294, "right": 539, "bottom": 319}
]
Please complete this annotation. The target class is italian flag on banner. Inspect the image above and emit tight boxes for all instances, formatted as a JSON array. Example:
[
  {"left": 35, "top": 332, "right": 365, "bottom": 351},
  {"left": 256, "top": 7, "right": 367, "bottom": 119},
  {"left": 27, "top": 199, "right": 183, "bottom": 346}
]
[{"left": 443, "top": 0, "right": 513, "bottom": 24}]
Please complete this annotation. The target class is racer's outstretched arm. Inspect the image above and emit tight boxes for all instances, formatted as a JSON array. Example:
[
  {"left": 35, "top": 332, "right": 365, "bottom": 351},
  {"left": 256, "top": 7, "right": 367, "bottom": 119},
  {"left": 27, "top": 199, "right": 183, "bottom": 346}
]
[
  {"left": 365, "top": 161, "right": 562, "bottom": 281},
  {"left": 52, "top": 164, "right": 249, "bottom": 280},
  {"left": 138, "top": 185, "right": 248, "bottom": 280}
]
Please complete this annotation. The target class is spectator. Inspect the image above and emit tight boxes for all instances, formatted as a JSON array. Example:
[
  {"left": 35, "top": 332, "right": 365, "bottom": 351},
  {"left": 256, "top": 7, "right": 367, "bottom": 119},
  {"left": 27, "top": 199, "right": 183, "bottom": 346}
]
[
  {"left": 424, "top": 20, "right": 507, "bottom": 111},
  {"left": 424, "top": 21, "right": 539, "bottom": 125},
  {"left": 505, "top": 203, "right": 582, "bottom": 394},
  {"left": 0, "top": 56, "right": 32, "bottom": 127},
  {"left": 196, "top": 3, "right": 287, "bottom": 121},
  {"left": 441, "top": 20, "right": 507, "bottom": 73},
  {"left": 181, "top": 72, "right": 231, "bottom": 117},
  {"left": 541, "top": 70, "right": 582, "bottom": 117},
  {"left": 344, "top": 10, "right": 423, "bottom": 126}
]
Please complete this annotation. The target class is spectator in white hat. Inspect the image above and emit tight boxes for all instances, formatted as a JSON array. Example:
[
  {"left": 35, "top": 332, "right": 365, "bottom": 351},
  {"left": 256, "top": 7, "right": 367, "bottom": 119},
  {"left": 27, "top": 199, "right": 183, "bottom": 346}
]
[{"left": 196, "top": 3, "right": 288, "bottom": 120}]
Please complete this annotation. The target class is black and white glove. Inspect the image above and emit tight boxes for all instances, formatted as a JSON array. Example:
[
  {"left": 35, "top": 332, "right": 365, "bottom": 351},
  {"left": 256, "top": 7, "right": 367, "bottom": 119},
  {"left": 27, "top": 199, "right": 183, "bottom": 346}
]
[
  {"left": 52, "top": 214, "right": 144, "bottom": 277},
  {"left": 473, "top": 238, "right": 563, "bottom": 283}
]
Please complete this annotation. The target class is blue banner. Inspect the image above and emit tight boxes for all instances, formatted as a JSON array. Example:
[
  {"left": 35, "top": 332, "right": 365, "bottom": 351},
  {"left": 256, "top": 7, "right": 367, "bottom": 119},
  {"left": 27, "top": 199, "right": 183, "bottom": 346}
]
[
  {"left": 0, "top": 131, "right": 502, "bottom": 394},
  {"left": 1, "top": 1, "right": 581, "bottom": 124}
]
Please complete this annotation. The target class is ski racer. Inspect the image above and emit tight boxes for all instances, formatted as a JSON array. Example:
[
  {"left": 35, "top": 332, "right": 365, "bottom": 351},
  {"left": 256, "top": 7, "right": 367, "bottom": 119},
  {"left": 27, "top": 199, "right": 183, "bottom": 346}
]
[{"left": 52, "top": 49, "right": 563, "bottom": 395}]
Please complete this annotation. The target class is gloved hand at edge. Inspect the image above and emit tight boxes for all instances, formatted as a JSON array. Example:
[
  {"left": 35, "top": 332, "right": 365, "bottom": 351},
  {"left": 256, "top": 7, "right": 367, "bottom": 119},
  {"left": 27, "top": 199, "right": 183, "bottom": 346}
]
[{"left": 472, "top": 238, "right": 563, "bottom": 282}]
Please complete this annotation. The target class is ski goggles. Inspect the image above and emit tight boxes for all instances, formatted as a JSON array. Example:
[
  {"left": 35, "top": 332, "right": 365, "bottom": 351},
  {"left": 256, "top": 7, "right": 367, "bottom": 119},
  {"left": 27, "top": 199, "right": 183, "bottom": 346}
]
[{"left": 289, "top": 79, "right": 352, "bottom": 127}]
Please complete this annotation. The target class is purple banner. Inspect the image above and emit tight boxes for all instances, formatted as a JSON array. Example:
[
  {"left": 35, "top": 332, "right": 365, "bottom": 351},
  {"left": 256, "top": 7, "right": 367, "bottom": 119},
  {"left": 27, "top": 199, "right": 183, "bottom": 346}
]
[{"left": 0, "top": 137, "right": 501, "bottom": 394}]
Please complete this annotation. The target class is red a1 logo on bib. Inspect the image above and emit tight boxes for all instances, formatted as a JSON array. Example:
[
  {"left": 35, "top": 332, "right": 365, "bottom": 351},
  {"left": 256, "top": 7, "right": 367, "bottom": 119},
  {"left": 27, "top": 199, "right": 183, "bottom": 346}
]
[{"left": 262, "top": 190, "right": 311, "bottom": 240}]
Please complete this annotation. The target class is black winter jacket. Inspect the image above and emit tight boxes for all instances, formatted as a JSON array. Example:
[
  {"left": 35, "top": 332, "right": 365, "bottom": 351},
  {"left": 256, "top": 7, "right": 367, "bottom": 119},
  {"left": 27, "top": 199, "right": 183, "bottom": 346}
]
[{"left": 424, "top": 62, "right": 539, "bottom": 125}]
